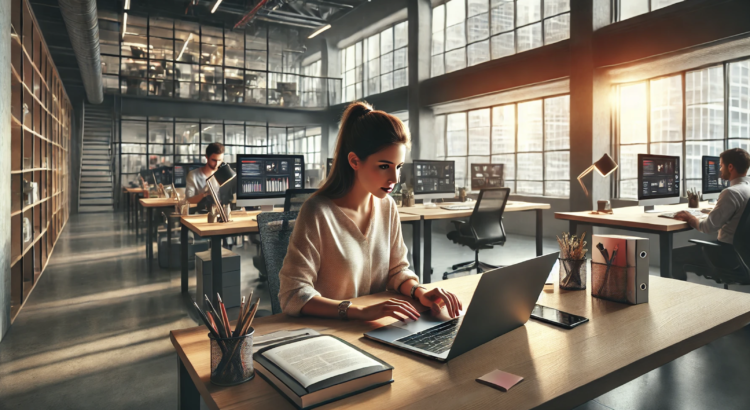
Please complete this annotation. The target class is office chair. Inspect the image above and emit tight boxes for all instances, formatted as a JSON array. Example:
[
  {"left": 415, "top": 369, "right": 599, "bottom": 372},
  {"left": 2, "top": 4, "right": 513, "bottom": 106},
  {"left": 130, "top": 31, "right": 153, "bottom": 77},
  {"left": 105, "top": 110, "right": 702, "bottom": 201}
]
[
  {"left": 685, "top": 201, "right": 750, "bottom": 289},
  {"left": 257, "top": 211, "right": 299, "bottom": 315},
  {"left": 443, "top": 188, "right": 510, "bottom": 280},
  {"left": 284, "top": 189, "right": 317, "bottom": 212}
]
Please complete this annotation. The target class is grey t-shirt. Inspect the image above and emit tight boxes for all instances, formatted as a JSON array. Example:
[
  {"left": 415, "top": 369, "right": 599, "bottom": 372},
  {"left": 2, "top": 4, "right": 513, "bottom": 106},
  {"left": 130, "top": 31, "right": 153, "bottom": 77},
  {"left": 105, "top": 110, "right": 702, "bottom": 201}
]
[
  {"left": 697, "top": 176, "right": 750, "bottom": 244},
  {"left": 185, "top": 167, "right": 220, "bottom": 208}
]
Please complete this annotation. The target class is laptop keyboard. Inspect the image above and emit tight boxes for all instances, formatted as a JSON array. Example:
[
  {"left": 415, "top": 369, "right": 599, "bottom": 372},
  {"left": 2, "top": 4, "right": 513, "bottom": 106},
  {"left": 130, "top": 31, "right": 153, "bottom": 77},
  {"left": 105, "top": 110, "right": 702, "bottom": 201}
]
[{"left": 396, "top": 319, "right": 460, "bottom": 354}]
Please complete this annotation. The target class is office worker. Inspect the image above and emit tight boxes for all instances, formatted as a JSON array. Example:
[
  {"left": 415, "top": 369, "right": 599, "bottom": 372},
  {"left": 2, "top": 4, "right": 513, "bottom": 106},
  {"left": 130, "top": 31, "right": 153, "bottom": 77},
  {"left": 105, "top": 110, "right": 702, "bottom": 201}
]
[
  {"left": 672, "top": 148, "right": 750, "bottom": 279},
  {"left": 278, "top": 101, "right": 462, "bottom": 321},
  {"left": 185, "top": 142, "right": 225, "bottom": 208}
]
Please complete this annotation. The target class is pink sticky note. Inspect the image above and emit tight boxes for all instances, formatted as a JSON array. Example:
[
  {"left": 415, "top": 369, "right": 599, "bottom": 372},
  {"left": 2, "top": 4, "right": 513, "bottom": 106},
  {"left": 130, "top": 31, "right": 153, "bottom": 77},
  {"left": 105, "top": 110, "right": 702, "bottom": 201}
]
[{"left": 476, "top": 369, "right": 524, "bottom": 392}]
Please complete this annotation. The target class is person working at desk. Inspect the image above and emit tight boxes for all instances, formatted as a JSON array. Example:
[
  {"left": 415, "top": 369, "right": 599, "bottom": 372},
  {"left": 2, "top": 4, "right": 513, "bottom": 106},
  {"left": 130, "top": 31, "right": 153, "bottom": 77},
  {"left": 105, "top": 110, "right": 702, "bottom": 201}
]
[
  {"left": 672, "top": 148, "right": 750, "bottom": 280},
  {"left": 278, "top": 102, "right": 462, "bottom": 321},
  {"left": 185, "top": 142, "right": 224, "bottom": 210}
]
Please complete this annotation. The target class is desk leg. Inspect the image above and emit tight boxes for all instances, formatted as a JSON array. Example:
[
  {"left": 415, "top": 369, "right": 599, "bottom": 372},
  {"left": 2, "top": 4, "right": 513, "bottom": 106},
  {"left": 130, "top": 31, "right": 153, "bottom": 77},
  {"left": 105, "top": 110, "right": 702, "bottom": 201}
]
[
  {"left": 126, "top": 193, "right": 131, "bottom": 227},
  {"left": 211, "top": 237, "right": 224, "bottom": 309},
  {"left": 167, "top": 216, "right": 172, "bottom": 269},
  {"left": 136, "top": 199, "right": 140, "bottom": 240},
  {"left": 411, "top": 221, "right": 421, "bottom": 283},
  {"left": 178, "top": 356, "right": 200, "bottom": 410},
  {"left": 535, "top": 209, "right": 543, "bottom": 256},
  {"left": 423, "top": 220, "right": 432, "bottom": 284},
  {"left": 181, "top": 225, "right": 189, "bottom": 294},
  {"left": 659, "top": 232, "right": 674, "bottom": 278},
  {"left": 146, "top": 208, "right": 153, "bottom": 260}
]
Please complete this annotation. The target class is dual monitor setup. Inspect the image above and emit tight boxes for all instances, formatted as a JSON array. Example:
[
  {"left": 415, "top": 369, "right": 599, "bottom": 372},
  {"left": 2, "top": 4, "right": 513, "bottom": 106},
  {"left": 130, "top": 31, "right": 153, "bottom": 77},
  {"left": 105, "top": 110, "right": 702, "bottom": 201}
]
[{"left": 637, "top": 154, "right": 728, "bottom": 212}]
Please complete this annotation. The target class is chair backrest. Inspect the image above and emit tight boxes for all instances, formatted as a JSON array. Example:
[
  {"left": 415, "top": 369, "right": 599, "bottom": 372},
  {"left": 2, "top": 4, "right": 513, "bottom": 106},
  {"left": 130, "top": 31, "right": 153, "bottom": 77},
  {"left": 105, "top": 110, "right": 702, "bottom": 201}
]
[
  {"left": 733, "top": 200, "right": 750, "bottom": 272},
  {"left": 257, "top": 211, "right": 299, "bottom": 315},
  {"left": 284, "top": 189, "right": 317, "bottom": 212},
  {"left": 469, "top": 188, "right": 510, "bottom": 245}
]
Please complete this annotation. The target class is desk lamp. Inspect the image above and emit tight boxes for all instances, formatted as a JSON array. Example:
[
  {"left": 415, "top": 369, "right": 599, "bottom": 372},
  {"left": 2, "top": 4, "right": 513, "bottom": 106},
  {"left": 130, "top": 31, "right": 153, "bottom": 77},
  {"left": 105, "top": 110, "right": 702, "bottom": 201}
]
[
  {"left": 207, "top": 163, "right": 236, "bottom": 223},
  {"left": 578, "top": 153, "right": 618, "bottom": 197}
]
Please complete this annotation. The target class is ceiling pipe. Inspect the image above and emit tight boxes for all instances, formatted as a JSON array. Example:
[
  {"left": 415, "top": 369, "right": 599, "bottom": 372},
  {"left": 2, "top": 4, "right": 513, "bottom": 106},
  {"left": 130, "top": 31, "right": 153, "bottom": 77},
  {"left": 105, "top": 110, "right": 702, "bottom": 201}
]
[
  {"left": 234, "top": 0, "right": 270, "bottom": 28},
  {"left": 58, "top": 0, "right": 103, "bottom": 104}
]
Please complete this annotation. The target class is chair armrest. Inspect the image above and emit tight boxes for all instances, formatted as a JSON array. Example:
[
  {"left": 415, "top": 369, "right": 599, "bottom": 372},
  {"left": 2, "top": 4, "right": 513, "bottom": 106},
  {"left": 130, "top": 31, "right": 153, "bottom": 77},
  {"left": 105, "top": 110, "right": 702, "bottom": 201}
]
[
  {"left": 450, "top": 220, "right": 466, "bottom": 230},
  {"left": 689, "top": 239, "right": 722, "bottom": 248}
]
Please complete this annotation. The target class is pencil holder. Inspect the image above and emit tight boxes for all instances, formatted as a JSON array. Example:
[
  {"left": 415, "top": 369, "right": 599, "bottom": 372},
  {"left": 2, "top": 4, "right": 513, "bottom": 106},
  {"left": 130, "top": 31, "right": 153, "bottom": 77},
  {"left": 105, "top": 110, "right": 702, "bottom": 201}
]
[
  {"left": 209, "top": 328, "right": 255, "bottom": 386},
  {"left": 591, "top": 262, "right": 629, "bottom": 303},
  {"left": 559, "top": 258, "right": 587, "bottom": 290}
]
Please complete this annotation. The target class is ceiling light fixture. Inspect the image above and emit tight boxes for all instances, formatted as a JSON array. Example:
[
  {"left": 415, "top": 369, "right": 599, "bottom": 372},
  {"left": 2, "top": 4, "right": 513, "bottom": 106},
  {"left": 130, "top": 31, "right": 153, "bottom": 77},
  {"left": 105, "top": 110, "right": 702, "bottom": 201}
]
[
  {"left": 124, "top": 0, "right": 130, "bottom": 10},
  {"left": 177, "top": 33, "right": 193, "bottom": 61},
  {"left": 122, "top": 13, "right": 128, "bottom": 39},
  {"left": 308, "top": 24, "right": 331, "bottom": 39},
  {"left": 211, "top": 0, "right": 223, "bottom": 13}
]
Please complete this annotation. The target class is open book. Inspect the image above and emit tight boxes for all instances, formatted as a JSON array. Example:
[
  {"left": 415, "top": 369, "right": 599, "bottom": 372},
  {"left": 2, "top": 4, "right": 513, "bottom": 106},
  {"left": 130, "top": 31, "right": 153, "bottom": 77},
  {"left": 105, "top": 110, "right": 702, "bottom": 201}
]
[{"left": 254, "top": 335, "right": 393, "bottom": 409}]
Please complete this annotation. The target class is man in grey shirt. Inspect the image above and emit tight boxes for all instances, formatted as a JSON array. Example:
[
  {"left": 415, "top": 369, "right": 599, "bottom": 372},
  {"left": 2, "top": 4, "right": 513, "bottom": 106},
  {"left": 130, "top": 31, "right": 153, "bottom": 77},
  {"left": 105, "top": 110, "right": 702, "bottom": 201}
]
[
  {"left": 672, "top": 148, "right": 750, "bottom": 279},
  {"left": 185, "top": 142, "right": 224, "bottom": 210}
]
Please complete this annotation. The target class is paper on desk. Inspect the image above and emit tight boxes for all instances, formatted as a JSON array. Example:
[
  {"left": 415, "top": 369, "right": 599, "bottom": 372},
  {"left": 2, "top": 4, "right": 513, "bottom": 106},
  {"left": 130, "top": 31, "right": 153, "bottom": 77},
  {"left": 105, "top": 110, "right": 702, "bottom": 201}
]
[{"left": 252, "top": 328, "right": 320, "bottom": 353}]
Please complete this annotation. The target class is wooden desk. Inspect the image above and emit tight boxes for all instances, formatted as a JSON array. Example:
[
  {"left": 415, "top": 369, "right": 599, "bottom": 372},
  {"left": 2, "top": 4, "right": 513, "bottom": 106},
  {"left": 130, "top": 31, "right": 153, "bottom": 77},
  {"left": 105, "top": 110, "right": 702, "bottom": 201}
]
[
  {"left": 555, "top": 202, "right": 711, "bottom": 278},
  {"left": 171, "top": 271, "right": 750, "bottom": 410},
  {"left": 125, "top": 188, "right": 147, "bottom": 230},
  {"left": 139, "top": 198, "right": 179, "bottom": 262},
  {"left": 399, "top": 201, "right": 551, "bottom": 283}
]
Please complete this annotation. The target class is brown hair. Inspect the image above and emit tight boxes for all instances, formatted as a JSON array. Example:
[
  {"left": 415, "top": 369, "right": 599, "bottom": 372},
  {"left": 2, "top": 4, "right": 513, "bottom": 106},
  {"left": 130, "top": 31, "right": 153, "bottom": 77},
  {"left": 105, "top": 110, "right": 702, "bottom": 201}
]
[
  {"left": 720, "top": 148, "right": 750, "bottom": 175},
  {"left": 206, "top": 142, "right": 225, "bottom": 157},
  {"left": 318, "top": 101, "right": 411, "bottom": 199}
]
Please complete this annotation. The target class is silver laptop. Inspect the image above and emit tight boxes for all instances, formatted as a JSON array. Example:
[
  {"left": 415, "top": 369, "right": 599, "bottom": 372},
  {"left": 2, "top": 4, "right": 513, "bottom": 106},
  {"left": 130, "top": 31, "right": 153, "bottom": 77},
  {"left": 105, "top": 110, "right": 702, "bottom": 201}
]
[{"left": 364, "top": 252, "right": 559, "bottom": 362}]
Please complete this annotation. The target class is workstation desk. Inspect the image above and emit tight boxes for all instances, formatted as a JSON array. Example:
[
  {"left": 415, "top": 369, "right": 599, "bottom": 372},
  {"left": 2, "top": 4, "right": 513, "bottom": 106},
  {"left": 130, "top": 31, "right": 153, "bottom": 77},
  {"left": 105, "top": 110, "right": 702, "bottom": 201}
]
[
  {"left": 125, "top": 188, "right": 147, "bottom": 230},
  {"left": 399, "top": 201, "right": 551, "bottom": 283},
  {"left": 139, "top": 197, "right": 180, "bottom": 262},
  {"left": 555, "top": 202, "right": 714, "bottom": 279},
  {"left": 171, "top": 269, "right": 750, "bottom": 410}
]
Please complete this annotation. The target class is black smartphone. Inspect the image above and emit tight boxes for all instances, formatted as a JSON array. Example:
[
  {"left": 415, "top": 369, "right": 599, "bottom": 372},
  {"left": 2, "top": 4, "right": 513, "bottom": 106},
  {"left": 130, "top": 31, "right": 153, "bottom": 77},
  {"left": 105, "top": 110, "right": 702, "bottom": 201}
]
[{"left": 530, "top": 304, "right": 589, "bottom": 329}]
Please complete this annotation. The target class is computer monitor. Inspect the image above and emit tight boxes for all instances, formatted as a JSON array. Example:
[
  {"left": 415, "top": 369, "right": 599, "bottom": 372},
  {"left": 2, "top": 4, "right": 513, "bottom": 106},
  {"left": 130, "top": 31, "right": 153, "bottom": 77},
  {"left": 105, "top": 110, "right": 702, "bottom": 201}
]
[
  {"left": 235, "top": 154, "right": 305, "bottom": 210},
  {"left": 470, "top": 163, "right": 504, "bottom": 191},
  {"left": 637, "top": 154, "right": 681, "bottom": 212},
  {"left": 702, "top": 155, "right": 728, "bottom": 202},
  {"left": 173, "top": 163, "right": 202, "bottom": 188},
  {"left": 411, "top": 160, "right": 456, "bottom": 201}
]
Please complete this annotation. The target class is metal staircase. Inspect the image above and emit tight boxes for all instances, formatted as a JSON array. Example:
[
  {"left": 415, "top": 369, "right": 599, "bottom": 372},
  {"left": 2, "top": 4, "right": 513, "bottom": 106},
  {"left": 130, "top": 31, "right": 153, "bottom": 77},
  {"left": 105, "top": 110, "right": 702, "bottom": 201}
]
[{"left": 79, "top": 104, "right": 114, "bottom": 213}]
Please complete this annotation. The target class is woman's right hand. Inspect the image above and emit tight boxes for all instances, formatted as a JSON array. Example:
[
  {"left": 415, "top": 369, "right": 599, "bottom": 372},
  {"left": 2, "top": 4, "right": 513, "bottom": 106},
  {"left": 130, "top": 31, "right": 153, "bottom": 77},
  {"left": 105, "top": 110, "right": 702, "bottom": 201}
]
[{"left": 349, "top": 298, "right": 421, "bottom": 322}]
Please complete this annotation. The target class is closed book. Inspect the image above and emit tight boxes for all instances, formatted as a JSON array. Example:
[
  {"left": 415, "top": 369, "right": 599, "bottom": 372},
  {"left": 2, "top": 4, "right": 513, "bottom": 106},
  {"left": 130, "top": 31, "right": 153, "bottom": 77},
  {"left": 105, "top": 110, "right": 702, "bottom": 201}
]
[{"left": 253, "top": 334, "right": 393, "bottom": 409}]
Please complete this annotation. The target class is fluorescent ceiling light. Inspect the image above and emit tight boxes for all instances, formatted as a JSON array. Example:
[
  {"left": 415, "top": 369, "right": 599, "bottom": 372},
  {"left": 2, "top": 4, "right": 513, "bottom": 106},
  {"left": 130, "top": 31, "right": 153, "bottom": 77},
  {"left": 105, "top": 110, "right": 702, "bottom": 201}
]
[
  {"left": 211, "top": 0, "right": 223, "bottom": 13},
  {"left": 177, "top": 33, "right": 193, "bottom": 61},
  {"left": 122, "top": 13, "right": 128, "bottom": 39},
  {"left": 308, "top": 24, "right": 331, "bottom": 39}
]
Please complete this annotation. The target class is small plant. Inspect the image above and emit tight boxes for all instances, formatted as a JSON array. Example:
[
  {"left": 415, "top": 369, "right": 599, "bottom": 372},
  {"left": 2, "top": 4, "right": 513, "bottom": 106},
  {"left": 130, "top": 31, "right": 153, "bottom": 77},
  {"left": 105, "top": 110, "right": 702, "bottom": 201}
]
[{"left": 557, "top": 232, "right": 587, "bottom": 261}]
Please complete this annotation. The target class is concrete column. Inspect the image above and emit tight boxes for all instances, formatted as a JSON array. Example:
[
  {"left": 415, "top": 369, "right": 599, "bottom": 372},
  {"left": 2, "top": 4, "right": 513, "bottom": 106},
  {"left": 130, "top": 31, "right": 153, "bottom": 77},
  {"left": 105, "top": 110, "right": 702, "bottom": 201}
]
[
  {"left": 1, "top": 0, "right": 12, "bottom": 341},
  {"left": 320, "top": 37, "right": 340, "bottom": 157},
  {"left": 407, "top": 0, "right": 432, "bottom": 161}
]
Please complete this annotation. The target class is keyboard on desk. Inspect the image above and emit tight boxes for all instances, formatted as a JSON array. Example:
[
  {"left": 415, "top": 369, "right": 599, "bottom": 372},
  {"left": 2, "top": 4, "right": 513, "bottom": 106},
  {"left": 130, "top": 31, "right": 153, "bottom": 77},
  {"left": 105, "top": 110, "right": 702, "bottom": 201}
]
[
  {"left": 396, "top": 318, "right": 460, "bottom": 354},
  {"left": 440, "top": 205, "right": 473, "bottom": 211},
  {"left": 659, "top": 209, "right": 704, "bottom": 219}
]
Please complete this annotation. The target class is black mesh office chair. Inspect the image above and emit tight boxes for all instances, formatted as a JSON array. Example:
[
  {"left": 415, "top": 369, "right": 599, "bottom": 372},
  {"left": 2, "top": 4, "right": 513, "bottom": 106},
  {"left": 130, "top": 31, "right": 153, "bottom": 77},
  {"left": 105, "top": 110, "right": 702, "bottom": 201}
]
[
  {"left": 685, "top": 201, "right": 750, "bottom": 289},
  {"left": 257, "top": 211, "right": 299, "bottom": 315},
  {"left": 284, "top": 189, "right": 317, "bottom": 212},
  {"left": 443, "top": 188, "right": 510, "bottom": 280}
]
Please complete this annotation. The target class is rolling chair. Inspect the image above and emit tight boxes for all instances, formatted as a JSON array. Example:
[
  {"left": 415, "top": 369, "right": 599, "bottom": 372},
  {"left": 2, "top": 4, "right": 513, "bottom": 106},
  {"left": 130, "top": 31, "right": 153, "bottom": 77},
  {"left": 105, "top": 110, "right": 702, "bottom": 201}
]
[
  {"left": 257, "top": 211, "right": 299, "bottom": 315},
  {"left": 685, "top": 201, "right": 750, "bottom": 289},
  {"left": 443, "top": 188, "right": 510, "bottom": 280},
  {"left": 284, "top": 188, "right": 317, "bottom": 212}
]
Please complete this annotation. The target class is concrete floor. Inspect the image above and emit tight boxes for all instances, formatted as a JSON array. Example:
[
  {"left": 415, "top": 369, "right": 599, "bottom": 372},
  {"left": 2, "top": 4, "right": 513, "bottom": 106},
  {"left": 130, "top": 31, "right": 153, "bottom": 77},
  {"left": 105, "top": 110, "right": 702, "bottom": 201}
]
[{"left": 0, "top": 211, "right": 748, "bottom": 409}]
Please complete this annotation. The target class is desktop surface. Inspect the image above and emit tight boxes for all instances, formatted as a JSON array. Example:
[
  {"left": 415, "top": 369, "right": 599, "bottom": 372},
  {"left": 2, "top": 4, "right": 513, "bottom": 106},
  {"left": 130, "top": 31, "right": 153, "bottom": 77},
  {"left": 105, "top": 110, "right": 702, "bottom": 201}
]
[{"left": 171, "top": 270, "right": 750, "bottom": 410}]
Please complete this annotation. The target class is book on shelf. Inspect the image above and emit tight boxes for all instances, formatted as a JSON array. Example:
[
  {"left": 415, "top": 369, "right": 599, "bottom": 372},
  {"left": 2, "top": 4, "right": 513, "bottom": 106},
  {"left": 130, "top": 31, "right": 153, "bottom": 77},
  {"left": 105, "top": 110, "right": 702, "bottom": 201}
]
[{"left": 253, "top": 334, "right": 393, "bottom": 409}]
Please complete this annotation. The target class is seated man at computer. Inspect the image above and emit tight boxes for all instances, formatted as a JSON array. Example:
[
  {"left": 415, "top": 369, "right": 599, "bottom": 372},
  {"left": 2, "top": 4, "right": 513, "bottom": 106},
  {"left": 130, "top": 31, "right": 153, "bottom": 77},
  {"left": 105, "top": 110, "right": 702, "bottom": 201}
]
[
  {"left": 278, "top": 102, "right": 461, "bottom": 322},
  {"left": 672, "top": 148, "right": 750, "bottom": 279},
  {"left": 185, "top": 142, "right": 224, "bottom": 209}
]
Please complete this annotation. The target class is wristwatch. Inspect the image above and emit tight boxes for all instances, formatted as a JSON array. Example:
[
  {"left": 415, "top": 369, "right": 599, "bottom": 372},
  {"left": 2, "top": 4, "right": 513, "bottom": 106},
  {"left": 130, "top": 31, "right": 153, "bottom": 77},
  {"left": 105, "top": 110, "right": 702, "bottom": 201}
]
[
  {"left": 338, "top": 301, "right": 352, "bottom": 320},
  {"left": 410, "top": 284, "right": 427, "bottom": 300}
]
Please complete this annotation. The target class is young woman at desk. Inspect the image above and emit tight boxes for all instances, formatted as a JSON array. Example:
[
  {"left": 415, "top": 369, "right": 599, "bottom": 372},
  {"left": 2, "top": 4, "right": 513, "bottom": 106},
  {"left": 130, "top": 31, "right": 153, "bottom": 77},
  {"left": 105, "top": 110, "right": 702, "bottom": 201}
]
[{"left": 278, "top": 102, "right": 462, "bottom": 321}]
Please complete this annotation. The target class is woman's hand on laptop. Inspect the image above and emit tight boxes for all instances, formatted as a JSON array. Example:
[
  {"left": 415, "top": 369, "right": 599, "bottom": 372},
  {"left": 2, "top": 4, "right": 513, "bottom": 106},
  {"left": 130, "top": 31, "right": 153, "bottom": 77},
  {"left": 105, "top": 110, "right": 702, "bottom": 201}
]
[
  {"left": 349, "top": 299, "right": 421, "bottom": 322},
  {"left": 417, "top": 288, "right": 462, "bottom": 318}
]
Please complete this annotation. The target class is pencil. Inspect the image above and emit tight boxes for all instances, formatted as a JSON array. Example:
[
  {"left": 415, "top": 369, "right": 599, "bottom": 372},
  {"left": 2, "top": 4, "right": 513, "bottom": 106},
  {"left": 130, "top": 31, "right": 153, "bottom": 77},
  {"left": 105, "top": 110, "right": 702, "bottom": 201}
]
[
  {"left": 204, "top": 295, "right": 226, "bottom": 338},
  {"left": 218, "top": 293, "right": 231, "bottom": 337}
]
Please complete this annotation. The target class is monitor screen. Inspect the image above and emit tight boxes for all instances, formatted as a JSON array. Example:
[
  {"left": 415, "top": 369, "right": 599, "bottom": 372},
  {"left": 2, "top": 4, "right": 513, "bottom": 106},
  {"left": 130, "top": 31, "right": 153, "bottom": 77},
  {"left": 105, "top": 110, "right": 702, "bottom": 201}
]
[
  {"left": 236, "top": 154, "right": 304, "bottom": 199},
  {"left": 638, "top": 154, "right": 680, "bottom": 200},
  {"left": 413, "top": 160, "right": 455, "bottom": 194},
  {"left": 173, "top": 163, "right": 202, "bottom": 188},
  {"left": 470, "top": 163, "right": 504, "bottom": 191},
  {"left": 702, "top": 156, "right": 728, "bottom": 194}
]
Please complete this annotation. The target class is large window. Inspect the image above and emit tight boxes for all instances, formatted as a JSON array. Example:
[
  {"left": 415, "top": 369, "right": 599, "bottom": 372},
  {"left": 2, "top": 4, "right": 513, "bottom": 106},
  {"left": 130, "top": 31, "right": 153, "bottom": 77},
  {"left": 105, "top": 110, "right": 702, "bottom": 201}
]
[
  {"left": 100, "top": 15, "right": 340, "bottom": 107},
  {"left": 341, "top": 21, "right": 409, "bottom": 101},
  {"left": 615, "top": 59, "right": 750, "bottom": 199},
  {"left": 434, "top": 94, "right": 570, "bottom": 197},
  {"left": 119, "top": 117, "right": 322, "bottom": 186},
  {"left": 615, "top": 0, "right": 684, "bottom": 22},
  {"left": 431, "top": 0, "right": 570, "bottom": 77}
]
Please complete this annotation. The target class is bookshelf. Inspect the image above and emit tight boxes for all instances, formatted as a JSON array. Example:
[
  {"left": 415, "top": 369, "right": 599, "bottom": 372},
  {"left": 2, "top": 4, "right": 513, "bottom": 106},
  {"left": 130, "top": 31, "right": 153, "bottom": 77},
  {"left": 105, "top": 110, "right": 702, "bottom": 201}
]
[{"left": 9, "top": 0, "right": 71, "bottom": 323}]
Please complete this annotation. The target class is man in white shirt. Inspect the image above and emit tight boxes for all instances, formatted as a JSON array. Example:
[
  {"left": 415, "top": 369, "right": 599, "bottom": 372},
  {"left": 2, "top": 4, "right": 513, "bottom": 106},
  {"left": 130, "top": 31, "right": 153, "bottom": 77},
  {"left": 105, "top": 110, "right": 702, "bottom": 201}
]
[
  {"left": 185, "top": 142, "right": 224, "bottom": 210},
  {"left": 672, "top": 148, "right": 750, "bottom": 280}
]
